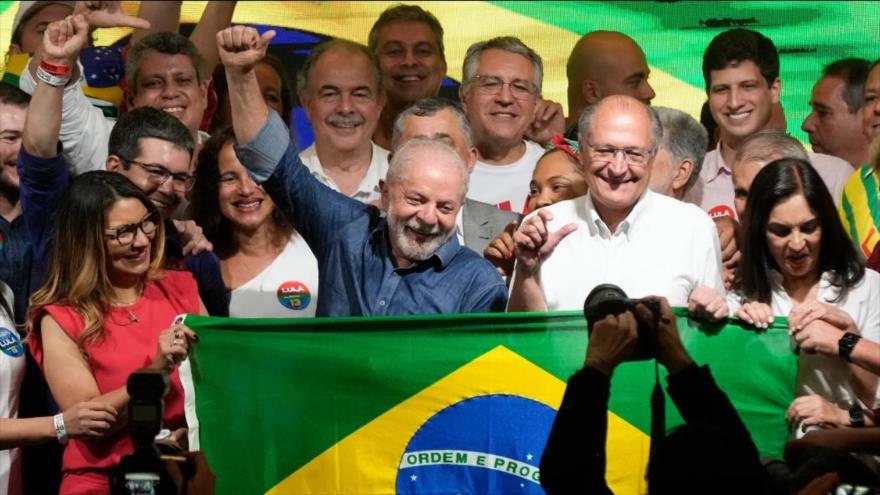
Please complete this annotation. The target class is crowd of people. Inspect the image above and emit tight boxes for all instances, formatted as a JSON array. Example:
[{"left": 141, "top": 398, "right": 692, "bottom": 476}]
[{"left": 0, "top": 1, "right": 878, "bottom": 493}]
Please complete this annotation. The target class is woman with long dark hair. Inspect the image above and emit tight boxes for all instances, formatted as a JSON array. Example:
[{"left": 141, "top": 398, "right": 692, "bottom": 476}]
[
  {"left": 190, "top": 128, "right": 319, "bottom": 317},
  {"left": 733, "top": 158, "right": 879, "bottom": 431},
  {"left": 27, "top": 172, "right": 203, "bottom": 494}
]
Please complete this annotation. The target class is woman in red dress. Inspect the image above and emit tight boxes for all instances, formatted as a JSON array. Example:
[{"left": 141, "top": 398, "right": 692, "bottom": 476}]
[{"left": 28, "top": 172, "right": 204, "bottom": 494}]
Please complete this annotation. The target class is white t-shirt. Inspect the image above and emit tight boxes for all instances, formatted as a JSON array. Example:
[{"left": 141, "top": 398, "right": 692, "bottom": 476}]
[
  {"left": 729, "top": 270, "right": 880, "bottom": 408},
  {"left": 19, "top": 66, "right": 209, "bottom": 176},
  {"left": 298, "top": 143, "right": 389, "bottom": 205},
  {"left": 0, "top": 282, "right": 23, "bottom": 494},
  {"left": 228, "top": 233, "right": 320, "bottom": 318},
  {"left": 468, "top": 140, "right": 544, "bottom": 215},
  {"left": 512, "top": 190, "right": 724, "bottom": 310}
]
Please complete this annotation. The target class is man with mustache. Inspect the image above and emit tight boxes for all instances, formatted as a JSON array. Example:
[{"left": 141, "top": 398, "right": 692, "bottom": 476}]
[
  {"left": 508, "top": 95, "right": 724, "bottom": 314},
  {"left": 219, "top": 26, "right": 507, "bottom": 316},
  {"left": 297, "top": 39, "right": 389, "bottom": 205},
  {"left": 368, "top": 4, "right": 448, "bottom": 151}
]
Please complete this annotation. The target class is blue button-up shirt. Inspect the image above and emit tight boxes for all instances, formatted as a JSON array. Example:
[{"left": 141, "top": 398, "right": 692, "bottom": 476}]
[
  {"left": 0, "top": 215, "right": 37, "bottom": 327},
  {"left": 234, "top": 111, "right": 508, "bottom": 316}
]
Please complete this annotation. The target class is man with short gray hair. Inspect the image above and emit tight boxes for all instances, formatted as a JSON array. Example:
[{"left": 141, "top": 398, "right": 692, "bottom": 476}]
[
  {"left": 508, "top": 95, "right": 723, "bottom": 313},
  {"left": 731, "top": 130, "right": 809, "bottom": 220},
  {"left": 297, "top": 39, "right": 389, "bottom": 204},
  {"left": 219, "top": 25, "right": 507, "bottom": 315},
  {"left": 649, "top": 107, "right": 708, "bottom": 200},
  {"left": 460, "top": 36, "right": 546, "bottom": 214},
  {"left": 391, "top": 97, "right": 520, "bottom": 256}
]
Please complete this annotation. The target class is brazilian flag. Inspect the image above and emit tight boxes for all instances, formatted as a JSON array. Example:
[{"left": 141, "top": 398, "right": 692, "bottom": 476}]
[{"left": 181, "top": 309, "right": 797, "bottom": 495}]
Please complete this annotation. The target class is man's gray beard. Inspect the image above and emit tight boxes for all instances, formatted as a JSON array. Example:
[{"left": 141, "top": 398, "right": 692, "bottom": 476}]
[{"left": 387, "top": 214, "right": 453, "bottom": 262}]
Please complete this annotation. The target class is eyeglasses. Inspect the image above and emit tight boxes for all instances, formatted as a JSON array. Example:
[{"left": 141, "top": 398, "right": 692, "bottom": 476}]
[
  {"left": 104, "top": 212, "right": 159, "bottom": 246},
  {"left": 122, "top": 158, "right": 196, "bottom": 192},
  {"left": 584, "top": 141, "right": 655, "bottom": 166},
  {"left": 468, "top": 75, "right": 538, "bottom": 101}
]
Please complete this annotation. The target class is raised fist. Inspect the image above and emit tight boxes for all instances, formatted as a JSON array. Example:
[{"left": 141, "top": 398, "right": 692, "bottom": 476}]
[
  {"left": 217, "top": 26, "right": 276, "bottom": 74},
  {"left": 42, "top": 15, "right": 90, "bottom": 66}
]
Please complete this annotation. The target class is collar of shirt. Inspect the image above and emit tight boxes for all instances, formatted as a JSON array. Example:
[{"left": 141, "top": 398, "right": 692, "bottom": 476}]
[
  {"left": 300, "top": 142, "right": 386, "bottom": 199},
  {"left": 703, "top": 141, "right": 733, "bottom": 184},
  {"left": 769, "top": 270, "right": 838, "bottom": 309},
  {"left": 583, "top": 189, "right": 654, "bottom": 240},
  {"left": 369, "top": 219, "right": 461, "bottom": 271},
  {"left": 454, "top": 205, "right": 465, "bottom": 245}
]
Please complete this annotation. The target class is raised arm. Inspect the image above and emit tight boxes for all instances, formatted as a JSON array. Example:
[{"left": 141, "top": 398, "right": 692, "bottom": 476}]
[
  {"left": 27, "top": 2, "right": 149, "bottom": 83},
  {"left": 129, "top": 0, "right": 181, "bottom": 48},
  {"left": 217, "top": 25, "right": 275, "bottom": 145},
  {"left": 23, "top": 15, "right": 89, "bottom": 158},
  {"left": 189, "top": 1, "right": 237, "bottom": 80},
  {"left": 21, "top": 3, "right": 148, "bottom": 174}
]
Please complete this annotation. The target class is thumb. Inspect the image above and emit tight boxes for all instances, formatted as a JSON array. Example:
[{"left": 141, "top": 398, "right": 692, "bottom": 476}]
[
  {"left": 554, "top": 222, "right": 578, "bottom": 242},
  {"left": 543, "top": 223, "right": 578, "bottom": 253},
  {"left": 259, "top": 30, "right": 276, "bottom": 48},
  {"left": 503, "top": 219, "right": 519, "bottom": 235},
  {"left": 71, "top": 14, "right": 90, "bottom": 32}
]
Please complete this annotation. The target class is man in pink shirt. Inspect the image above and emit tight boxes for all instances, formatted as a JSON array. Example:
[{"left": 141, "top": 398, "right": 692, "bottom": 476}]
[{"left": 684, "top": 29, "right": 853, "bottom": 221}]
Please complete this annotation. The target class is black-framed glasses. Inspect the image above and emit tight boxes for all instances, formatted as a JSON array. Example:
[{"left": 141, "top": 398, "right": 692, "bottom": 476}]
[
  {"left": 104, "top": 212, "right": 159, "bottom": 246},
  {"left": 584, "top": 141, "right": 655, "bottom": 166},
  {"left": 468, "top": 75, "right": 538, "bottom": 100},
  {"left": 122, "top": 158, "right": 196, "bottom": 192}
]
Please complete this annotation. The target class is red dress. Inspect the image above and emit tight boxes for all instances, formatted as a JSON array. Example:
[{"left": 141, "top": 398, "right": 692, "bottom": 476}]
[{"left": 29, "top": 271, "right": 199, "bottom": 495}]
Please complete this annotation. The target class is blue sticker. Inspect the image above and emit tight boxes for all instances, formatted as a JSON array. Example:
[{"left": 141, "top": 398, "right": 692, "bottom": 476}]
[{"left": 0, "top": 327, "right": 24, "bottom": 358}]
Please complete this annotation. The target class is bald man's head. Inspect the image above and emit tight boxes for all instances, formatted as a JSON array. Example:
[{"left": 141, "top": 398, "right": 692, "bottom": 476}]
[{"left": 566, "top": 31, "right": 655, "bottom": 124}]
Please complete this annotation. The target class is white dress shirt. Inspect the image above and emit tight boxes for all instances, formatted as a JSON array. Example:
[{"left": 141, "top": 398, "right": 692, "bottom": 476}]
[
  {"left": 513, "top": 190, "right": 724, "bottom": 310},
  {"left": 299, "top": 142, "right": 389, "bottom": 205}
]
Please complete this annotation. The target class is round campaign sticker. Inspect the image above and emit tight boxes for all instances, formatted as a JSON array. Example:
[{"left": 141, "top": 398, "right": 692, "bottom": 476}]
[
  {"left": 276, "top": 281, "right": 312, "bottom": 310},
  {"left": 0, "top": 231, "right": 5, "bottom": 250},
  {"left": 0, "top": 327, "right": 24, "bottom": 358},
  {"left": 707, "top": 204, "right": 736, "bottom": 220}
]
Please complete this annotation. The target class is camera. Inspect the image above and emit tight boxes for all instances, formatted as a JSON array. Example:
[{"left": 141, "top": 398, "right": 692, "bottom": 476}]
[
  {"left": 583, "top": 284, "right": 661, "bottom": 361},
  {"left": 110, "top": 369, "right": 175, "bottom": 495}
]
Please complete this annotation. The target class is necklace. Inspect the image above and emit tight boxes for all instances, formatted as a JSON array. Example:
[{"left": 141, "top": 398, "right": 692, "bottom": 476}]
[{"left": 109, "top": 285, "right": 144, "bottom": 323}]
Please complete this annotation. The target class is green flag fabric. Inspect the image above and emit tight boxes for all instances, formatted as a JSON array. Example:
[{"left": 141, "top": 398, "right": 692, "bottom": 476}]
[{"left": 182, "top": 309, "right": 797, "bottom": 495}]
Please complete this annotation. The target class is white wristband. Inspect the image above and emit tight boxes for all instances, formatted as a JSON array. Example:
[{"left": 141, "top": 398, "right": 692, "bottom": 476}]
[
  {"left": 53, "top": 413, "right": 68, "bottom": 444},
  {"left": 35, "top": 65, "right": 71, "bottom": 87}
]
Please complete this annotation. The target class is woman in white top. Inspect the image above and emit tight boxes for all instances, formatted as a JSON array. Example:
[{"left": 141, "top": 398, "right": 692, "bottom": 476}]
[
  {"left": 0, "top": 282, "right": 116, "bottom": 493},
  {"left": 191, "top": 128, "right": 319, "bottom": 318},
  {"left": 732, "top": 158, "right": 879, "bottom": 431}
]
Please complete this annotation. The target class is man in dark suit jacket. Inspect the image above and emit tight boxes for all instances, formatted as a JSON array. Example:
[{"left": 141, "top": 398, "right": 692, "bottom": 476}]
[{"left": 390, "top": 97, "right": 521, "bottom": 256}]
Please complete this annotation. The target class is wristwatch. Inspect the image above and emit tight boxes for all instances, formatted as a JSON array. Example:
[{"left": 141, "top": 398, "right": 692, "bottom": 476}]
[
  {"left": 838, "top": 332, "right": 861, "bottom": 362},
  {"left": 849, "top": 405, "right": 865, "bottom": 428}
]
